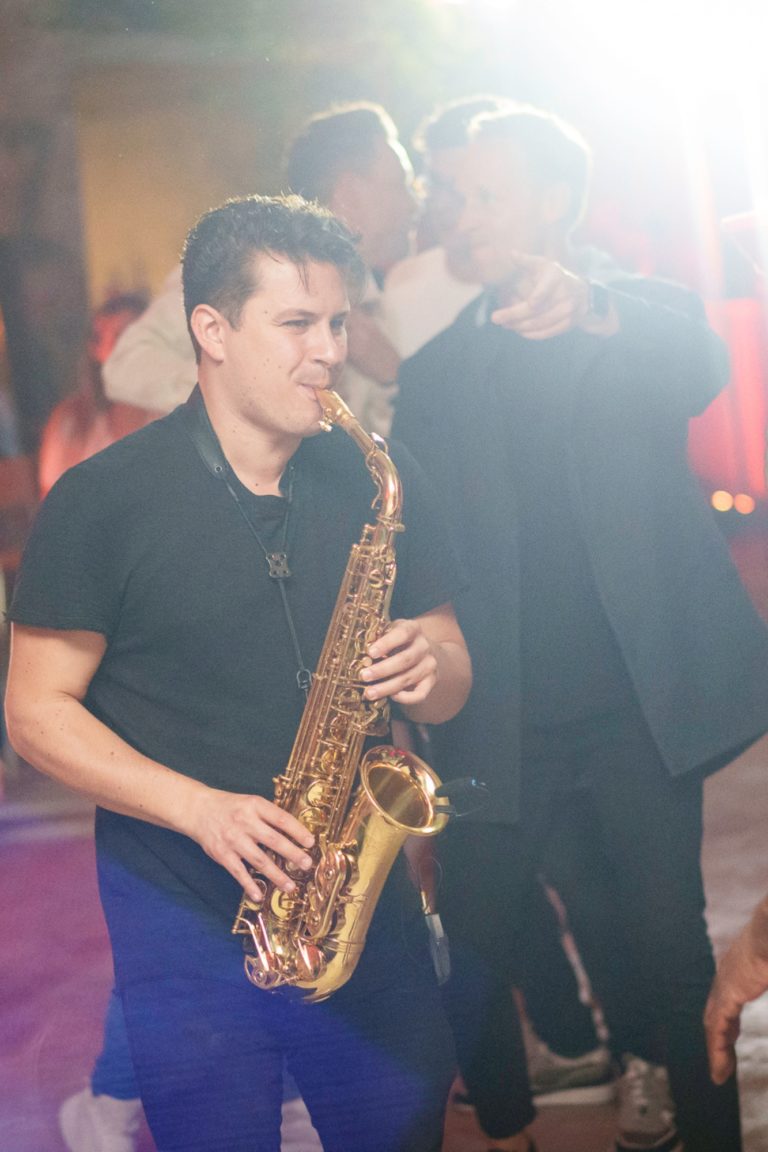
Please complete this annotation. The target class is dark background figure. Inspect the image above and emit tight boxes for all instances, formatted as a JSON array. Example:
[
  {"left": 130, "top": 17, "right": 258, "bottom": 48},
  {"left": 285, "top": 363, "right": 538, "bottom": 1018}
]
[
  {"left": 386, "top": 92, "right": 620, "bottom": 1111},
  {"left": 37, "top": 291, "right": 152, "bottom": 499},
  {"left": 392, "top": 105, "right": 768, "bottom": 1152},
  {"left": 0, "top": 237, "right": 63, "bottom": 455}
]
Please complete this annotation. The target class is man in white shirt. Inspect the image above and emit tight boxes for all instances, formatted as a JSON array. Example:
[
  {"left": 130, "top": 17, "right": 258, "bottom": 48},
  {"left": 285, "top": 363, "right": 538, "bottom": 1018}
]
[{"left": 104, "top": 103, "right": 416, "bottom": 437}]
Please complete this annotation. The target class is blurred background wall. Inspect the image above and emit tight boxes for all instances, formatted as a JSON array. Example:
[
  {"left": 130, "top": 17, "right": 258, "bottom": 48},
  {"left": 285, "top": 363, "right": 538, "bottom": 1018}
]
[{"left": 1, "top": 0, "right": 767, "bottom": 503}]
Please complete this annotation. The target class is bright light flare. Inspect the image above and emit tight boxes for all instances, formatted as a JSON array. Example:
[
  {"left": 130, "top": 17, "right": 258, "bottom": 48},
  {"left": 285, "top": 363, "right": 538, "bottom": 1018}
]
[
  {"left": 711, "top": 491, "right": 757, "bottom": 513},
  {"left": 433, "top": 0, "right": 765, "bottom": 102},
  {"left": 712, "top": 490, "right": 735, "bottom": 511},
  {"left": 558, "top": 0, "right": 764, "bottom": 98}
]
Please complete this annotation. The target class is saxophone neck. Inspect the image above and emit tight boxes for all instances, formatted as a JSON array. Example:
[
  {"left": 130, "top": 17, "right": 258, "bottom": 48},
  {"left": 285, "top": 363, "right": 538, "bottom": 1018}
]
[{"left": 315, "top": 389, "right": 402, "bottom": 528}]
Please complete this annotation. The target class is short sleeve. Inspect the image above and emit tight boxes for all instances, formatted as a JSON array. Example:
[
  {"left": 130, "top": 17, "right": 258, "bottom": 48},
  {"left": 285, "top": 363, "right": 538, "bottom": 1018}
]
[
  {"left": 8, "top": 464, "right": 122, "bottom": 637},
  {"left": 388, "top": 440, "right": 468, "bottom": 620}
]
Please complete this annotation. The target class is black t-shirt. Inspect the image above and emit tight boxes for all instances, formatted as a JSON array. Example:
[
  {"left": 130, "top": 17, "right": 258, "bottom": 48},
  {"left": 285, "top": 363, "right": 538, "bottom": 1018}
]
[
  {"left": 10, "top": 397, "right": 463, "bottom": 985},
  {"left": 491, "top": 329, "right": 632, "bottom": 725}
]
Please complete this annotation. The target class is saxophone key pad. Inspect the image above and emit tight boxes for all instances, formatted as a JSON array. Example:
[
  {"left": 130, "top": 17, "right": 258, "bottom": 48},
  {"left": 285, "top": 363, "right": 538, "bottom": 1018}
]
[{"left": 246, "top": 879, "right": 267, "bottom": 907}]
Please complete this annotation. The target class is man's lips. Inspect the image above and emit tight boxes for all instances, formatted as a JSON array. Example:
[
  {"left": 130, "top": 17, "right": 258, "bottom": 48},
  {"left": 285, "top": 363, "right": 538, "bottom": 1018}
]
[{"left": 299, "top": 381, "right": 330, "bottom": 399}]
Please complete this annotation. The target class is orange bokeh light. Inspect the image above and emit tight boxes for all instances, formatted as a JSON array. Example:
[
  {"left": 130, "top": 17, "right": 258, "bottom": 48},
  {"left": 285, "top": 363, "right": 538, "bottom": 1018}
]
[
  {"left": 711, "top": 490, "right": 734, "bottom": 511},
  {"left": 734, "top": 493, "right": 756, "bottom": 514}
]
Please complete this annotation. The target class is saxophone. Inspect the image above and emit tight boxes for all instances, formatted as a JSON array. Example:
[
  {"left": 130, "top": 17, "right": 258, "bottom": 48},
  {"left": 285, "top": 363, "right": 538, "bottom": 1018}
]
[{"left": 232, "top": 389, "right": 449, "bottom": 1002}]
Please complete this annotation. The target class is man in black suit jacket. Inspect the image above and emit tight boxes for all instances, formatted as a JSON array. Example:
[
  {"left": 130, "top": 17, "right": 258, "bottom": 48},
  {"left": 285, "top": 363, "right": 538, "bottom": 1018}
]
[{"left": 392, "top": 106, "right": 768, "bottom": 1152}]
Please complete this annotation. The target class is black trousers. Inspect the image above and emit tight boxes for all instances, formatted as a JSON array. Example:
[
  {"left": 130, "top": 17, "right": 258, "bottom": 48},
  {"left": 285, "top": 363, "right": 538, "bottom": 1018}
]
[
  {"left": 515, "top": 872, "right": 600, "bottom": 1058},
  {"left": 437, "top": 699, "right": 742, "bottom": 1150}
]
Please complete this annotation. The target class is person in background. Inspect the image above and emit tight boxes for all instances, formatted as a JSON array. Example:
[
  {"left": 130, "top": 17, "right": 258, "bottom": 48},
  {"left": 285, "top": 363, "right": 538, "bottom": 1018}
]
[
  {"left": 38, "top": 292, "right": 152, "bottom": 499},
  {"left": 385, "top": 92, "right": 622, "bottom": 1112},
  {"left": 383, "top": 93, "right": 621, "bottom": 361},
  {"left": 285, "top": 102, "right": 416, "bottom": 434},
  {"left": 705, "top": 894, "right": 768, "bottom": 1086},
  {"left": 382, "top": 94, "right": 501, "bottom": 359},
  {"left": 392, "top": 103, "right": 768, "bottom": 1152},
  {"left": 103, "top": 102, "right": 416, "bottom": 436},
  {"left": 0, "top": 388, "right": 20, "bottom": 457},
  {"left": 6, "top": 193, "right": 471, "bottom": 1152}
]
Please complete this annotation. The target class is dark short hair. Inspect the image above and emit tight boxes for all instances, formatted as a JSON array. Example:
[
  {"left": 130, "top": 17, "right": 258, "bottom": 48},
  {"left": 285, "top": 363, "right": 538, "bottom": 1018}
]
[
  {"left": 471, "top": 105, "right": 593, "bottom": 231},
  {"left": 285, "top": 102, "right": 399, "bottom": 205},
  {"left": 181, "top": 194, "right": 366, "bottom": 361},
  {"left": 414, "top": 94, "right": 511, "bottom": 157}
]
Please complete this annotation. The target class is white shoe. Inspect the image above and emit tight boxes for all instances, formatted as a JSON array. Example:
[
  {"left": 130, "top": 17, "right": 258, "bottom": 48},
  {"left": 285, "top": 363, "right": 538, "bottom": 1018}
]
[
  {"left": 525, "top": 1032, "right": 615, "bottom": 1106},
  {"left": 613, "top": 1055, "right": 681, "bottom": 1152},
  {"left": 59, "top": 1085, "right": 143, "bottom": 1152},
  {"left": 280, "top": 1094, "right": 324, "bottom": 1152}
]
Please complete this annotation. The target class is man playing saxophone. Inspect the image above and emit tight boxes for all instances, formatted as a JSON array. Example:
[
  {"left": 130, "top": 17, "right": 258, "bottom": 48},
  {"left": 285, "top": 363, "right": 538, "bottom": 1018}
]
[{"left": 4, "top": 194, "right": 471, "bottom": 1152}]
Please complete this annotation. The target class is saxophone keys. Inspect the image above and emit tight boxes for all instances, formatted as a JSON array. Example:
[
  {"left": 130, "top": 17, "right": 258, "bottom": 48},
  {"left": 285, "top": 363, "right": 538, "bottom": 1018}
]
[{"left": 242, "top": 878, "right": 267, "bottom": 910}]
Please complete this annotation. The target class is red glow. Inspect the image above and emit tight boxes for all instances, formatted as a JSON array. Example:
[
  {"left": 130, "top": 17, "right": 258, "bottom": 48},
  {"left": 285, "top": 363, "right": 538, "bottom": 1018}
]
[{"left": 689, "top": 299, "right": 768, "bottom": 502}]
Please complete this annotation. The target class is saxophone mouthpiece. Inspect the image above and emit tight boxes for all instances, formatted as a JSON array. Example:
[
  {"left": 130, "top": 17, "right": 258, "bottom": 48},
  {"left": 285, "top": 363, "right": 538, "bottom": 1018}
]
[{"left": 315, "top": 388, "right": 351, "bottom": 431}]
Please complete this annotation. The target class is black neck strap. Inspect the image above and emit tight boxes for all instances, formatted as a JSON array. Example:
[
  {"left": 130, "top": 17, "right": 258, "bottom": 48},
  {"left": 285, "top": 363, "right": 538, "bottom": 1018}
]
[{"left": 182, "top": 387, "right": 312, "bottom": 700}]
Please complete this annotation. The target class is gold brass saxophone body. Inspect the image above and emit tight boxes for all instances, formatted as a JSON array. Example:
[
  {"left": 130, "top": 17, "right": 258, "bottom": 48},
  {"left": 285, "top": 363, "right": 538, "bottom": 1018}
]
[{"left": 232, "top": 389, "right": 449, "bottom": 1002}]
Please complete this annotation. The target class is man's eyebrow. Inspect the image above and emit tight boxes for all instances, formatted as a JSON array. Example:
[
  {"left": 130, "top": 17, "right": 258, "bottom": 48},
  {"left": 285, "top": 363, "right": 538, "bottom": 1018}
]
[
  {"left": 273, "top": 308, "right": 318, "bottom": 320},
  {"left": 272, "top": 306, "right": 350, "bottom": 322}
]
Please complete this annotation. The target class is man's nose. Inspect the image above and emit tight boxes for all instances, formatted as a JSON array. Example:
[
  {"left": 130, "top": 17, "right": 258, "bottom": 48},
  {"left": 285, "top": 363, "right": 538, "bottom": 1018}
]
[
  {"left": 455, "top": 196, "right": 482, "bottom": 240},
  {"left": 312, "top": 324, "right": 345, "bottom": 365}
]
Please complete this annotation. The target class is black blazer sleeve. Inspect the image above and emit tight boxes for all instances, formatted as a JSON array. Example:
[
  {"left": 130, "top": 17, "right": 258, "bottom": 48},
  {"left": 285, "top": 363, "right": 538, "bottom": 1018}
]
[{"left": 605, "top": 278, "right": 730, "bottom": 418}]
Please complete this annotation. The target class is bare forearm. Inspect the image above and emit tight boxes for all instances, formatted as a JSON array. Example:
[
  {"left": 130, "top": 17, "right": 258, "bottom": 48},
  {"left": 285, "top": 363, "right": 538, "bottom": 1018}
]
[
  {"left": 7, "top": 688, "right": 316, "bottom": 899},
  {"left": 7, "top": 693, "right": 207, "bottom": 836}
]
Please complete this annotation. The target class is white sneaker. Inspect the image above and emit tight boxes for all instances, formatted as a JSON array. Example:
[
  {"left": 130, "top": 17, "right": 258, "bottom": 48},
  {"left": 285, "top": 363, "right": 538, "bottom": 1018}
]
[
  {"left": 613, "top": 1055, "right": 682, "bottom": 1152},
  {"left": 526, "top": 1032, "right": 616, "bottom": 1106},
  {"left": 280, "top": 1095, "right": 324, "bottom": 1152},
  {"left": 58, "top": 1085, "right": 143, "bottom": 1152}
]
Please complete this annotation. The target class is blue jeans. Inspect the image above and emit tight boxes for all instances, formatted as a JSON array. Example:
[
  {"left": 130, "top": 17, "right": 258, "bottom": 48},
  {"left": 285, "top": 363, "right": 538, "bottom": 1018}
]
[
  {"left": 91, "top": 986, "right": 309, "bottom": 1105},
  {"left": 120, "top": 968, "right": 454, "bottom": 1152},
  {"left": 91, "top": 988, "right": 139, "bottom": 1100}
]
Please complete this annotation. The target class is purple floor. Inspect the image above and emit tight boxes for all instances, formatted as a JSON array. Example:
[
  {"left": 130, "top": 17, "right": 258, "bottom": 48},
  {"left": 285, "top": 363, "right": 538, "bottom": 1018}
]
[{"left": 4, "top": 744, "right": 768, "bottom": 1151}]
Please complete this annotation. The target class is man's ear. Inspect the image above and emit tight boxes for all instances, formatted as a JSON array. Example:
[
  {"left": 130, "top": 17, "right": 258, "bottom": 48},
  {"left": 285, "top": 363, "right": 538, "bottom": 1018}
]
[
  {"left": 191, "top": 304, "right": 228, "bottom": 363},
  {"left": 328, "top": 170, "right": 365, "bottom": 231}
]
